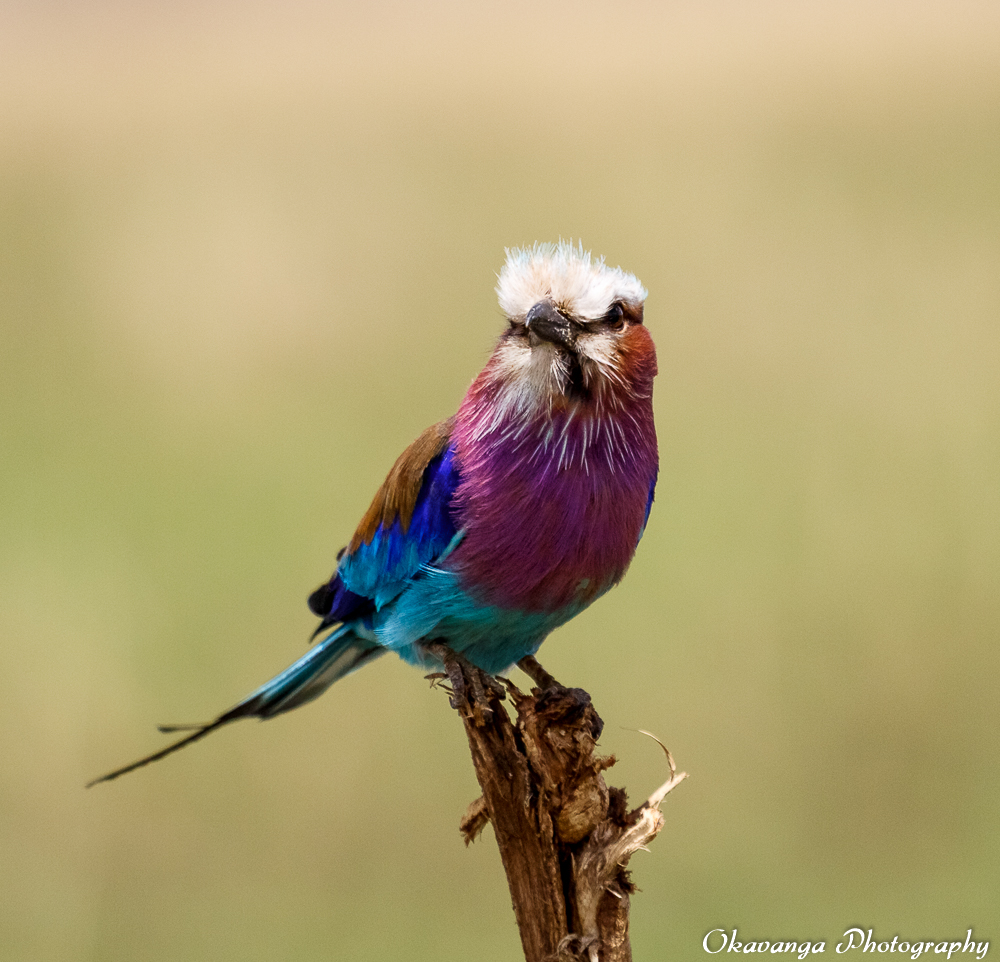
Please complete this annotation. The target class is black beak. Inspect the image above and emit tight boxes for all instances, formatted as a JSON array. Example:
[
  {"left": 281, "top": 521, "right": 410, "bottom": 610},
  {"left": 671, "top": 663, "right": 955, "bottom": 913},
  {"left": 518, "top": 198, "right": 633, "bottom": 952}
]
[{"left": 525, "top": 301, "right": 576, "bottom": 349}]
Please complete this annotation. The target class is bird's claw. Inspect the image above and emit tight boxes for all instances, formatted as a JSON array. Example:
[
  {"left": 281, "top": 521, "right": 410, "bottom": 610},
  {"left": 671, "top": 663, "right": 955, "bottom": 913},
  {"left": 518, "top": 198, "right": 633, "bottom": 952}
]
[
  {"left": 424, "top": 642, "right": 502, "bottom": 727},
  {"left": 482, "top": 673, "right": 507, "bottom": 702},
  {"left": 443, "top": 654, "right": 490, "bottom": 726},
  {"left": 517, "top": 654, "right": 563, "bottom": 692}
]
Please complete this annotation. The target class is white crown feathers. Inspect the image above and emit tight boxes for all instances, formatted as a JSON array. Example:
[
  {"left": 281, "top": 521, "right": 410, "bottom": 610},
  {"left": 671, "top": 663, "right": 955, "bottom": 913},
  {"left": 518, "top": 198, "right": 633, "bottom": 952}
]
[{"left": 496, "top": 241, "right": 647, "bottom": 323}]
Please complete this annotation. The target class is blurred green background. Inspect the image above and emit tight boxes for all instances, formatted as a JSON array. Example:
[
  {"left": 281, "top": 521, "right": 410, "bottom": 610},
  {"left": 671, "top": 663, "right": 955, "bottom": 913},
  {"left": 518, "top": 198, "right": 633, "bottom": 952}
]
[{"left": 2, "top": 1, "right": 998, "bottom": 959}]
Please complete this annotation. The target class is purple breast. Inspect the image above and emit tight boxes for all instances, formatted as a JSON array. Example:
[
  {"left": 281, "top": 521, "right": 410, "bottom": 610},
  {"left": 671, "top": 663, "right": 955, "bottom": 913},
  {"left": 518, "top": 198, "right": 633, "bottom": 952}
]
[{"left": 450, "top": 398, "right": 657, "bottom": 613}]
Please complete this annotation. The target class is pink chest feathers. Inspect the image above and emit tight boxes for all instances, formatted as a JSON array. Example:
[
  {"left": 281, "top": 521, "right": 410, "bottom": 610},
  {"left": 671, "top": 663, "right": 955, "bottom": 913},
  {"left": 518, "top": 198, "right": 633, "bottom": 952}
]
[{"left": 450, "top": 409, "right": 657, "bottom": 612}]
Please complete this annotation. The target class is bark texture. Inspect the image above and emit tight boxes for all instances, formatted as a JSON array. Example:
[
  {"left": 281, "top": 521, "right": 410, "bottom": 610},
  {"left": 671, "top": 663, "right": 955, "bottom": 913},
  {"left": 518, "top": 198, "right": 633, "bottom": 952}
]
[{"left": 444, "top": 670, "right": 686, "bottom": 962}]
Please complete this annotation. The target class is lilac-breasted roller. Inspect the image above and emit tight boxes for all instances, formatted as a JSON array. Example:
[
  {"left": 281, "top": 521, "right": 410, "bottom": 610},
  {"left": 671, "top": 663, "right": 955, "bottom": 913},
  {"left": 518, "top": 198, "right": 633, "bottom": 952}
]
[{"left": 89, "top": 242, "right": 658, "bottom": 786}]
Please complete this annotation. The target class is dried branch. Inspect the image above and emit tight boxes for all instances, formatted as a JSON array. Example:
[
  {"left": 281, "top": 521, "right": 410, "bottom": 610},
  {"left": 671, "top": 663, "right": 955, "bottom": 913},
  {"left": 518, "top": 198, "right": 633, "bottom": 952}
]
[{"left": 440, "top": 663, "right": 686, "bottom": 962}]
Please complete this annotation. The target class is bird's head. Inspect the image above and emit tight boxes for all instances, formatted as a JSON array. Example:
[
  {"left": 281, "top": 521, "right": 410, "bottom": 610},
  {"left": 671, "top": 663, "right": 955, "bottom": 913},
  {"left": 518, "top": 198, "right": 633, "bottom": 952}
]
[{"left": 486, "top": 242, "right": 656, "bottom": 416}]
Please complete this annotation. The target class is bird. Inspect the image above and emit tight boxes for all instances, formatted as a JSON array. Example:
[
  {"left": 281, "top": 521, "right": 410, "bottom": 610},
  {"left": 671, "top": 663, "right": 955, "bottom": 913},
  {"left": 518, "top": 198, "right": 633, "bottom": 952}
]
[{"left": 88, "top": 241, "right": 658, "bottom": 786}]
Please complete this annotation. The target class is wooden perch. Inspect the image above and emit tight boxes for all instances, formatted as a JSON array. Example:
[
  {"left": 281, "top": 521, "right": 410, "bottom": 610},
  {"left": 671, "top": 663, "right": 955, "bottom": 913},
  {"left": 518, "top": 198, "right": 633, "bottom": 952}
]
[{"left": 436, "top": 656, "right": 686, "bottom": 962}]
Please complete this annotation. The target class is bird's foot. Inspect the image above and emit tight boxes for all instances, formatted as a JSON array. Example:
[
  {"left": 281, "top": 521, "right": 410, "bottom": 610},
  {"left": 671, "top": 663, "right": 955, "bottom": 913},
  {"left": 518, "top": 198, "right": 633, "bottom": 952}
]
[
  {"left": 516, "top": 654, "right": 563, "bottom": 692},
  {"left": 424, "top": 671, "right": 451, "bottom": 692},
  {"left": 424, "top": 642, "right": 503, "bottom": 727},
  {"left": 481, "top": 672, "right": 507, "bottom": 701}
]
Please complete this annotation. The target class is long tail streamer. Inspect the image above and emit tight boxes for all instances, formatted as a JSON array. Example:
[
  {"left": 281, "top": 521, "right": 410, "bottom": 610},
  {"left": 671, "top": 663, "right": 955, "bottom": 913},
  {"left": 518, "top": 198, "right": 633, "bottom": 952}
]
[{"left": 87, "top": 627, "right": 383, "bottom": 787}]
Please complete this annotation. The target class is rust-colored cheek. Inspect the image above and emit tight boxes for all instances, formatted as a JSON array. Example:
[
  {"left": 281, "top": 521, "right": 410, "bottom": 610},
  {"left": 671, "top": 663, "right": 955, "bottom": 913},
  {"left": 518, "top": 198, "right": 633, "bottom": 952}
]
[{"left": 618, "top": 324, "right": 658, "bottom": 380}]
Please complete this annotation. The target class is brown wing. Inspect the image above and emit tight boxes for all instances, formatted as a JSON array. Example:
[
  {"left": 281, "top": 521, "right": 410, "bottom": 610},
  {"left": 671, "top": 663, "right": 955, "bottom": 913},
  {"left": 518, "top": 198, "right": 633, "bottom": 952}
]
[{"left": 349, "top": 417, "right": 455, "bottom": 551}]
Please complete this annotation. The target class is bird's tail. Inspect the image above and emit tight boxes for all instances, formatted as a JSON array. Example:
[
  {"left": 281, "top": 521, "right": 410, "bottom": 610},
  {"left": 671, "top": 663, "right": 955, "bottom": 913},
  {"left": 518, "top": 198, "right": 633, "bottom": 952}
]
[{"left": 87, "top": 626, "right": 383, "bottom": 787}]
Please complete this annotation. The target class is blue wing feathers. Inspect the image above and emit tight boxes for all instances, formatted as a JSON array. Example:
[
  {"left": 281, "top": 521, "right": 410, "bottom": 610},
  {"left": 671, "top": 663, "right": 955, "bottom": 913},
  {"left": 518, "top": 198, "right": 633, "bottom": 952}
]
[
  {"left": 338, "top": 445, "right": 460, "bottom": 608},
  {"left": 308, "top": 575, "right": 375, "bottom": 638},
  {"left": 639, "top": 472, "right": 657, "bottom": 542}
]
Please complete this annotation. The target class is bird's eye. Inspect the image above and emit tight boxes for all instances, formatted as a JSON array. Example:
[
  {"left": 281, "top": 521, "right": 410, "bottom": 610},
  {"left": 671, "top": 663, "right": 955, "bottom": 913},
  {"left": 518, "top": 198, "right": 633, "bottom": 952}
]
[{"left": 604, "top": 303, "right": 625, "bottom": 331}]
